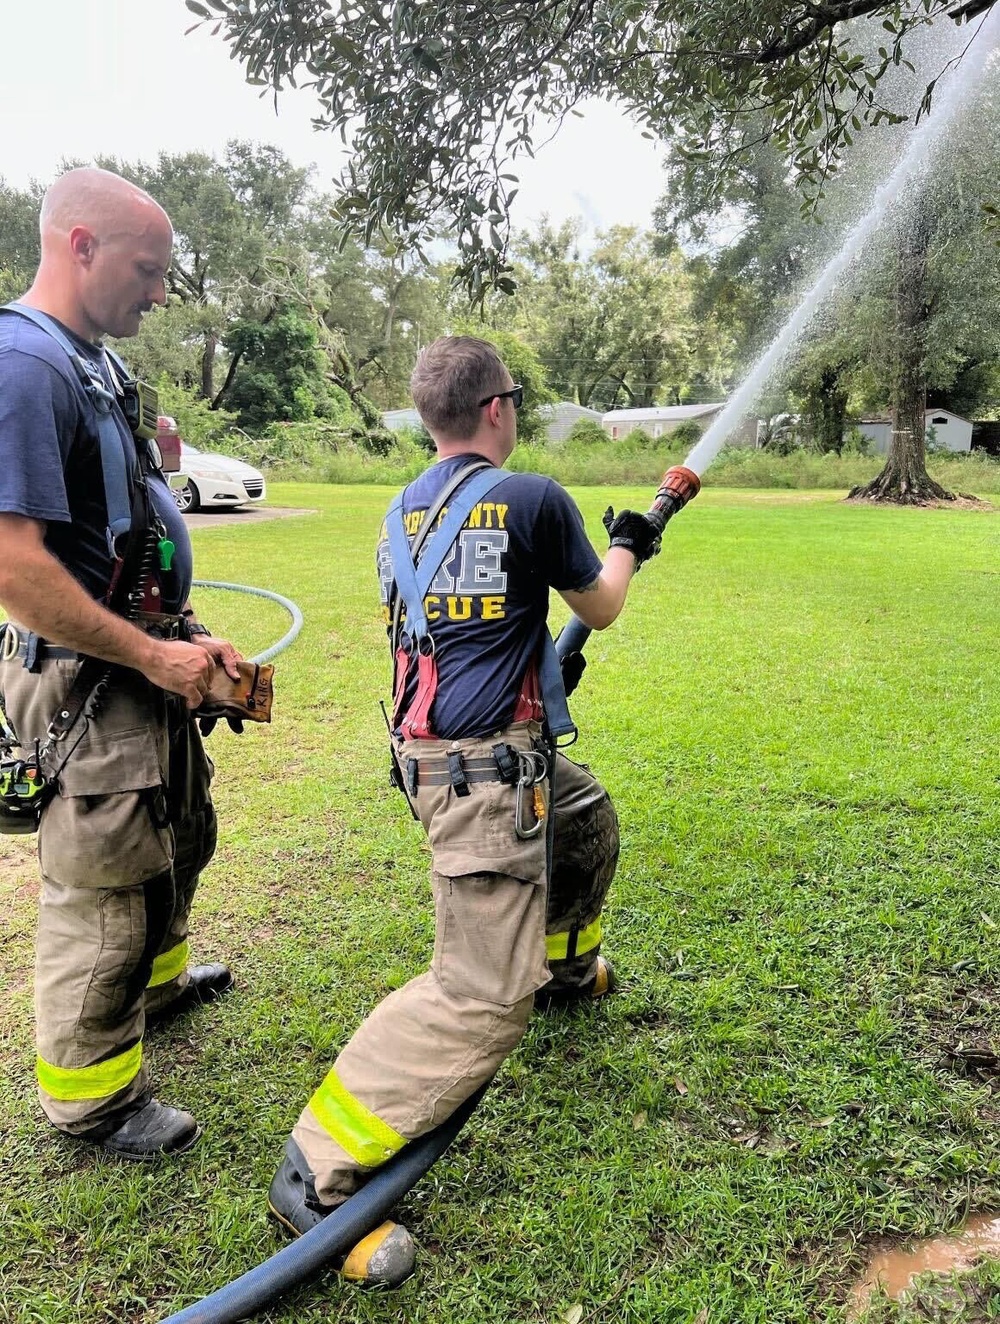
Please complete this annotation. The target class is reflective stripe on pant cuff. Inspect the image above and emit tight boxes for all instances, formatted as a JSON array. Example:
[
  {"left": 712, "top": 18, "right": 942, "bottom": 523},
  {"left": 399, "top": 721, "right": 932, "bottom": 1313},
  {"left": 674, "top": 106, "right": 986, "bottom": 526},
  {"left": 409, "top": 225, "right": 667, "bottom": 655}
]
[
  {"left": 546, "top": 917, "right": 602, "bottom": 963},
  {"left": 147, "top": 939, "right": 190, "bottom": 989},
  {"left": 306, "top": 1067, "right": 407, "bottom": 1168},
  {"left": 37, "top": 1040, "right": 143, "bottom": 1102}
]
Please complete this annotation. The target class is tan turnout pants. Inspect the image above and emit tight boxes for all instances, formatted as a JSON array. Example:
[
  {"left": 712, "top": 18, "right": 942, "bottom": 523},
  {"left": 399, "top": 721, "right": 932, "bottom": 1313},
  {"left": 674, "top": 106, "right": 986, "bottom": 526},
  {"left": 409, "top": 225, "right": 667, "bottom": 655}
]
[
  {"left": 292, "top": 720, "right": 619, "bottom": 1204},
  {"left": 0, "top": 645, "right": 216, "bottom": 1134}
]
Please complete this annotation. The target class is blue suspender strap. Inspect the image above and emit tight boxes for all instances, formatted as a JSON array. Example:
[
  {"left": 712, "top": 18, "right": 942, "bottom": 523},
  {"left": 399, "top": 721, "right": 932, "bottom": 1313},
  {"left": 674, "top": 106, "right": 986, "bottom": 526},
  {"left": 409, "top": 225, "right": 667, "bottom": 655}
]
[
  {"left": 387, "top": 468, "right": 514, "bottom": 644},
  {"left": 387, "top": 463, "right": 578, "bottom": 741},
  {"left": 385, "top": 492, "right": 426, "bottom": 640},
  {"left": 1, "top": 303, "right": 134, "bottom": 546}
]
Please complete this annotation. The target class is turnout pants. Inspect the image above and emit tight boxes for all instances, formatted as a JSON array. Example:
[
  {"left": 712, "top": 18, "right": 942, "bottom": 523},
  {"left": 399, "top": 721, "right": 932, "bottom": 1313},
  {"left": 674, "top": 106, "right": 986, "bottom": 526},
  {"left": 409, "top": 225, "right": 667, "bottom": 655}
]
[
  {"left": 0, "top": 647, "right": 216, "bottom": 1134},
  {"left": 292, "top": 720, "right": 620, "bottom": 1205}
]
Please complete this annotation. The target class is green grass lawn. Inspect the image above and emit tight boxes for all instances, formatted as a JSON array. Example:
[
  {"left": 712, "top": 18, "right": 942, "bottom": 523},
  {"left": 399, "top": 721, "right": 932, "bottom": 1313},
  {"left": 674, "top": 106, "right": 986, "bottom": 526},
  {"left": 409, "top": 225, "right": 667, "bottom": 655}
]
[{"left": 3, "top": 483, "right": 1000, "bottom": 1323}]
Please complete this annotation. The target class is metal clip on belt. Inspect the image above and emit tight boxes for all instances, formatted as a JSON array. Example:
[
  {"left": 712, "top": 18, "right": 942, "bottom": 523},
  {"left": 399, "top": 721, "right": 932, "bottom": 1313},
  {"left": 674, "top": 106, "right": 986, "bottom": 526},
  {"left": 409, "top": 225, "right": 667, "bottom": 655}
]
[{"left": 514, "top": 749, "right": 549, "bottom": 840}]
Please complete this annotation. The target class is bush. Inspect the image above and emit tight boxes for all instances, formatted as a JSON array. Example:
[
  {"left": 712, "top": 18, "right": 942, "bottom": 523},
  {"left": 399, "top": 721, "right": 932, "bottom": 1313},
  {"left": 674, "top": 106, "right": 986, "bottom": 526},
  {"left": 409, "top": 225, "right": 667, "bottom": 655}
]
[
  {"left": 668, "top": 420, "right": 702, "bottom": 450},
  {"left": 841, "top": 425, "right": 874, "bottom": 457},
  {"left": 565, "top": 419, "right": 608, "bottom": 447},
  {"left": 619, "top": 427, "right": 655, "bottom": 450},
  {"left": 155, "top": 378, "right": 239, "bottom": 452}
]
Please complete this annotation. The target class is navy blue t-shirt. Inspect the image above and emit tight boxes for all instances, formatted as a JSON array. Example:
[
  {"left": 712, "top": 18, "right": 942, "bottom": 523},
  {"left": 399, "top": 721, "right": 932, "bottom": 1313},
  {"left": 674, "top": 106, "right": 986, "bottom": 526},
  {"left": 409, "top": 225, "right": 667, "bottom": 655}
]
[
  {"left": 377, "top": 455, "right": 603, "bottom": 739},
  {"left": 0, "top": 311, "right": 192, "bottom": 611}
]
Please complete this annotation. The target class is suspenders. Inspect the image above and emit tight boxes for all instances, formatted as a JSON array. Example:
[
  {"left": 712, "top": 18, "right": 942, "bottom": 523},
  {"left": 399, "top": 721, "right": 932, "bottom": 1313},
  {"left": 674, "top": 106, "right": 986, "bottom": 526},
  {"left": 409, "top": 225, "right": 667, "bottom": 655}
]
[
  {"left": 1, "top": 303, "right": 136, "bottom": 550},
  {"left": 385, "top": 463, "right": 576, "bottom": 742}
]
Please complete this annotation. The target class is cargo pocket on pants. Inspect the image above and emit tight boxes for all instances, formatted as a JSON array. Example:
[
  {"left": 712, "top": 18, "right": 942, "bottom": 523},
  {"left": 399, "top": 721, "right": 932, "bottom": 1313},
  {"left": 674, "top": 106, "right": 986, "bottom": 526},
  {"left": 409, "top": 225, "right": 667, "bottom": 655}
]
[
  {"left": 39, "top": 725, "right": 173, "bottom": 890},
  {"left": 431, "top": 869, "right": 549, "bottom": 1006}
]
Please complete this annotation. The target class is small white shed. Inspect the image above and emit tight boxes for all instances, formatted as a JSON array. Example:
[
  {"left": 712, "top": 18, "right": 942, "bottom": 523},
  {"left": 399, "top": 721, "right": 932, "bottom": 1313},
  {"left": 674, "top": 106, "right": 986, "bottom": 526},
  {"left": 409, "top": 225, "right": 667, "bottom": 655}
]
[
  {"left": 538, "top": 401, "right": 604, "bottom": 444},
  {"left": 857, "top": 409, "right": 973, "bottom": 454},
  {"left": 382, "top": 407, "right": 424, "bottom": 433},
  {"left": 602, "top": 402, "right": 726, "bottom": 440}
]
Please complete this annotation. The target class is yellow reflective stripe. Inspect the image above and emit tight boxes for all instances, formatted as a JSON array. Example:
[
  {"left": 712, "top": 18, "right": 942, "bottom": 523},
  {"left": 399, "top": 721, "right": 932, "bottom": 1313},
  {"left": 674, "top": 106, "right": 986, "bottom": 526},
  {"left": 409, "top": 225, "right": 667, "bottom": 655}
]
[
  {"left": 147, "top": 940, "right": 190, "bottom": 989},
  {"left": 307, "top": 1068, "right": 406, "bottom": 1169},
  {"left": 546, "top": 917, "right": 602, "bottom": 963},
  {"left": 37, "top": 1041, "right": 143, "bottom": 1102}
]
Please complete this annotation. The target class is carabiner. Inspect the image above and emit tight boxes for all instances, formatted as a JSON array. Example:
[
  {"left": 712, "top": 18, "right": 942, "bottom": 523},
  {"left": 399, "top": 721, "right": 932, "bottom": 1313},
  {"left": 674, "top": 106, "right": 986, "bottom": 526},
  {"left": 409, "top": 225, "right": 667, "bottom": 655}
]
[{"left": 514, "top": 749, "right": 549, "bottom": 840}]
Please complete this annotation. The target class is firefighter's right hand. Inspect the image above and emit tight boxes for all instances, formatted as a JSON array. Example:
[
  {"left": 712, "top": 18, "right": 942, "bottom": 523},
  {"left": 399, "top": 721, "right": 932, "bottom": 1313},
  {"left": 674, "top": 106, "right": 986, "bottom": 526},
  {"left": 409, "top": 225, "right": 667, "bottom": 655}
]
[{"left": 145, "top": 640, "right": 217, "bottom": 708}]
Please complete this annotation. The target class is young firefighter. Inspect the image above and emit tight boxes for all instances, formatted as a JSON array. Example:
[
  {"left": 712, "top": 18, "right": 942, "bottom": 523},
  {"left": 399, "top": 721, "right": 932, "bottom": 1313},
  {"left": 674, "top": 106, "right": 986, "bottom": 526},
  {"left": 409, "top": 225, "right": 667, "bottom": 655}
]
[{"left": 268, "top": 335, "right": 663, "bottom": 1286}]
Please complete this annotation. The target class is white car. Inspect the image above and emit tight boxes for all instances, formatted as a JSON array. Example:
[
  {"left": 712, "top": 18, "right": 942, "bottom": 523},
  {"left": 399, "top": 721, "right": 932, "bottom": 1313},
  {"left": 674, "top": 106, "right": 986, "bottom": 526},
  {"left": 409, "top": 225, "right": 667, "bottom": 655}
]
[{"left": 173, "top": 444, "right": 266, "bottom": 513}]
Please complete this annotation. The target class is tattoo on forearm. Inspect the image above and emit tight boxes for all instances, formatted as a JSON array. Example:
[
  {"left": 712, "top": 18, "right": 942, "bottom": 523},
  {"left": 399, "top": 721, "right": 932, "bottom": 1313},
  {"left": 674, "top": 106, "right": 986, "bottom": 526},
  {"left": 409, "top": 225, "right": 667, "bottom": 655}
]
[{"left": 579, "top": 578, "right": 600, "bottom": 593}]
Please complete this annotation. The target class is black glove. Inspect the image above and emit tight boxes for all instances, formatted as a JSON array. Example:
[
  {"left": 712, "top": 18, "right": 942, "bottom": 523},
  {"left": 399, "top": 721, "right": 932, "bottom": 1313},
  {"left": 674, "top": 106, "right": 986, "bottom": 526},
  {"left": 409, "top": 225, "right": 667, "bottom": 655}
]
[
  {"left": 602, "top": 507, "right": 662, "bottom": 566},
  {"left": 197, "top": 716, "right": 244, "bottom": 737}
]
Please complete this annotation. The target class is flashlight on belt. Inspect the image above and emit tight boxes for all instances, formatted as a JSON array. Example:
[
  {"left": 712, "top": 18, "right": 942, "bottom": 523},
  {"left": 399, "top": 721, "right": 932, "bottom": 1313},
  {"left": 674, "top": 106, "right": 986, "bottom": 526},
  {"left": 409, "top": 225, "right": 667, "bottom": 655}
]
[{"left": 555, "top": 465, "right": 701, "bottom": 696}]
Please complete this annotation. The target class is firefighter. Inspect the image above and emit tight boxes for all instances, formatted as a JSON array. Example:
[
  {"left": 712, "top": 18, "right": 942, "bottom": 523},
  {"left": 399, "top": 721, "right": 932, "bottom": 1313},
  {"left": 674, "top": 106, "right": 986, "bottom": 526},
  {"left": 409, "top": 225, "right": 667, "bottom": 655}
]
[
  {"left": 267, "top": 335, "right": 662, "bottom": 1287},
  {"left": 0, "top": 168, "right": 240, "bottom": 1158}
]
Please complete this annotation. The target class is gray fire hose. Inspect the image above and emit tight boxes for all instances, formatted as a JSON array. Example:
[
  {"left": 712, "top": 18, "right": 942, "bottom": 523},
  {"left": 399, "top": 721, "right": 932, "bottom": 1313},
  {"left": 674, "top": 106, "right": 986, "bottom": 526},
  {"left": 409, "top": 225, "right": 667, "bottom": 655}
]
[{"left": 191, "top": 580, "right": 303, "bottom": 664}]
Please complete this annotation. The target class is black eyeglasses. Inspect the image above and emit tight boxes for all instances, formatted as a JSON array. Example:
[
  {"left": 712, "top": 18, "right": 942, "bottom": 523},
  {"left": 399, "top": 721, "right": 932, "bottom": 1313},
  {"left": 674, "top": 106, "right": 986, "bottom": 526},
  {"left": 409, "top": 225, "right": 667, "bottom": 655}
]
[{"left": 478, "top": 384, "right": 523, "bottom": 409}]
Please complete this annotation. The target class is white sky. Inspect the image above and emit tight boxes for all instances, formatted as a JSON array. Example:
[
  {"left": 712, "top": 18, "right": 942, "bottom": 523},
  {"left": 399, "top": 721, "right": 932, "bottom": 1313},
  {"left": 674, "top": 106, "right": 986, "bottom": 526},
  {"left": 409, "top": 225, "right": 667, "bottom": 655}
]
[{"left": 1, "top": 0, "right": 667, "bottom": 238}]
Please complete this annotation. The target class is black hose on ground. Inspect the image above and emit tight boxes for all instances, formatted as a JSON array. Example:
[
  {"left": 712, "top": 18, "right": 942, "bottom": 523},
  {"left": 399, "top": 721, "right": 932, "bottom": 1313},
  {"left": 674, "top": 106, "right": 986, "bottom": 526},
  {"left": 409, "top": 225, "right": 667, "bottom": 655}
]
[{"left": 159, "top": 1085, "right": 487, "bottom": 1323}]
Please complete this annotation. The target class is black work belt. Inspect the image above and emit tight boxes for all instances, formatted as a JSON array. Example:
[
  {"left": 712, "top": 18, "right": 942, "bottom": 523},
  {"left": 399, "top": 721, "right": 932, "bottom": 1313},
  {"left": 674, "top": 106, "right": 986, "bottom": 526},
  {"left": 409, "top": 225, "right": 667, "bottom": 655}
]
[
  {"left": 412, "top": 755, "right": 510, "bottom": 788},
  {"left": 401, "top": 741, "right": 545, "bottom": 799}
]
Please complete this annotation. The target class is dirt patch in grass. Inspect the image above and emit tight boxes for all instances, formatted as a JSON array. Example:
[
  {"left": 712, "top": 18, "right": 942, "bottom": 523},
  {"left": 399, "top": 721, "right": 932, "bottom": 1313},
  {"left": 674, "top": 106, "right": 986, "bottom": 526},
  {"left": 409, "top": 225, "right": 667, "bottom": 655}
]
[{"left": 843, "top": 493, "right": 995, "bottom": 512}]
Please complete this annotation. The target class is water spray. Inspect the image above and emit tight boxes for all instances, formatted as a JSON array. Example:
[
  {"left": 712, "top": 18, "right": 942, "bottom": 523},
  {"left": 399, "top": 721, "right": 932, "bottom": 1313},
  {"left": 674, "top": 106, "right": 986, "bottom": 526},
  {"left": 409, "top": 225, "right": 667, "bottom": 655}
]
[
  {"left": 681, "top": 4, "right": 1000, "bottom": 481},
  {"left": 556, "top": 465, "right": 700, "bottom": 692}
]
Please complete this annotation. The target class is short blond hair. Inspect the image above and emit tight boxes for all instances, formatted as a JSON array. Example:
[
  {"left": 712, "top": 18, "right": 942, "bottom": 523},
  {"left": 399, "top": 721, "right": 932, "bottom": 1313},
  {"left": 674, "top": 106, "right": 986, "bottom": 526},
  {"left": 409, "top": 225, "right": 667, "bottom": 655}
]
[{"left": 410, "top": 336, "right": 510, "bottom": 440}]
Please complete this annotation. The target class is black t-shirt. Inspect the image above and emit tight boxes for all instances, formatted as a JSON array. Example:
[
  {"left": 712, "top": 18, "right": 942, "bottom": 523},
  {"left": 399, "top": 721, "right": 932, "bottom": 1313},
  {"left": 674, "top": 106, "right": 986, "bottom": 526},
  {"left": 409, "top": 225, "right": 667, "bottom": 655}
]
[
  {"left": 377, "top": 454, "right": 603, "bottom": 739},
  {"left": 0, "top": 311, "right": 192, "bottom": 610}
]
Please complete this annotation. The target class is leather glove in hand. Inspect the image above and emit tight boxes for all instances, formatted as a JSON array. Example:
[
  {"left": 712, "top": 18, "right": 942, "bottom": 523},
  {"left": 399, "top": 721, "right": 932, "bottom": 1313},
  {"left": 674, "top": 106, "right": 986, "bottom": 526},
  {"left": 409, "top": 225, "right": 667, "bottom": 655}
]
[
  {"left": 602, "top": 507, "right": 662, "bottom": 567},
  {"left": 197, "top": 660, "right": 274, "bottom": 737}
]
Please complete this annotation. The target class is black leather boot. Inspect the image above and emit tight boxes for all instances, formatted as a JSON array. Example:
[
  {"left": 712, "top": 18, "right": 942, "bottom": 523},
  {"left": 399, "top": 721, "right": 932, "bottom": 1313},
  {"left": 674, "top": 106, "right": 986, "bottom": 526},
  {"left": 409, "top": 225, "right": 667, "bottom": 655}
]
[
  {"left": 146, "top": 963, "right": 235, "bottom": 1024},
  {"left": 78, "top": 1097, "right": 201, "bottom": 1160}
]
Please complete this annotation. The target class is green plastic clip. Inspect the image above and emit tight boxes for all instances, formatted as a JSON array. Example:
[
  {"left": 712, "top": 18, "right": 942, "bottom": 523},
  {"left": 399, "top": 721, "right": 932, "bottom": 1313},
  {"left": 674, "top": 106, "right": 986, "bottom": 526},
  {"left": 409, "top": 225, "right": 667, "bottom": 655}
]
[{"left": 157, "top": 538, "right": 175, "bottom": 572}]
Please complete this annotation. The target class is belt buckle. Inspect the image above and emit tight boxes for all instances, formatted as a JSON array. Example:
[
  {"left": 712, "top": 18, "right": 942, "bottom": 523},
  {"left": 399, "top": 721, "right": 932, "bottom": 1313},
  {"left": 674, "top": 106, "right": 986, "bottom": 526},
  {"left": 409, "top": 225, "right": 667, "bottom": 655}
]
[{"left": 0, "top": 624, "right": 19, "bottom": 663}]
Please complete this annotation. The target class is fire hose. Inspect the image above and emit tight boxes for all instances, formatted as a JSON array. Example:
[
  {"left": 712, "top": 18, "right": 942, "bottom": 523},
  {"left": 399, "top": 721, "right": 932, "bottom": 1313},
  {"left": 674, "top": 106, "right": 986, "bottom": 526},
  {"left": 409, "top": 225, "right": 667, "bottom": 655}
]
[
  {"left": 159, "top": 469, "right": 700, "bottom": 1322},
  {"left": 190, "top": 580, "right": 303, "bottom": 665}
]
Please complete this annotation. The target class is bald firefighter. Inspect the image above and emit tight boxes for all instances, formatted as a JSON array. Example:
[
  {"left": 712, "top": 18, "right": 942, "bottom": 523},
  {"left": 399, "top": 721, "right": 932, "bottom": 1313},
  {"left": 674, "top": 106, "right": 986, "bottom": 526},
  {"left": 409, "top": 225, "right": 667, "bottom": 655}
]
[
  {"left": 267, "top": 336, "right": 662, "bottom": 1286},
  {"left": 0, "top": 169, "right": 240, "bottom": 1157}
]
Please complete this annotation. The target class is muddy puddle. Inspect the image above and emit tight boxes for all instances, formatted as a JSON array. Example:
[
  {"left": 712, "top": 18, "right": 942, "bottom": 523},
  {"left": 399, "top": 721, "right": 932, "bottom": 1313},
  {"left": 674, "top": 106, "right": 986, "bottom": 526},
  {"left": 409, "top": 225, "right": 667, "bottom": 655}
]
[{"left": 848, "top": 1213, "right": 1000, "bottom": 1318}]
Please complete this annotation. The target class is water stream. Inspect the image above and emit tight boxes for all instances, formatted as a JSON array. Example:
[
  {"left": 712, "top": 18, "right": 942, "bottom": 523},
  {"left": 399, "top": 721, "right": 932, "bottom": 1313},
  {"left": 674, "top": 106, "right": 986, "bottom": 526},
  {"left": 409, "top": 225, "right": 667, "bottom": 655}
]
[{"left": 683, "top": 7, "right": 1000, "bottom": 478}]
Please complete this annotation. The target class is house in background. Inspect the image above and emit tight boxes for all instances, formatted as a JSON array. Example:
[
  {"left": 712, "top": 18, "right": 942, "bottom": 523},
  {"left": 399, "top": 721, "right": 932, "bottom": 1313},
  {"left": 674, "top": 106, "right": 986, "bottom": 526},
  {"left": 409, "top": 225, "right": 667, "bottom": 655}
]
[
  {"left": 601, "top": 402, "right": 727, "bottom": 440},
  {"left": 857, "top": 409, "right": 973, "bottom": 454},
  {"left": 538, "top": 401, "right": 604, "bottom": 444},
  {"left": 382, "top": 406, "right": 424, "bottom": 432}
]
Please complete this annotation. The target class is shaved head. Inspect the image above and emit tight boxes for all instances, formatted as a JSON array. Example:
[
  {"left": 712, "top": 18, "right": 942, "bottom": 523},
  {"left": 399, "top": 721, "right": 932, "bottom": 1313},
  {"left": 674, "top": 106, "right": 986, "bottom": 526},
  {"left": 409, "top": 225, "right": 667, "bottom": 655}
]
[
  {"left": 25, "top": 168, "right": 173, "bottom": 341},
  {"left": 40, "top": 168, "right": 170, "bottom": 248}
]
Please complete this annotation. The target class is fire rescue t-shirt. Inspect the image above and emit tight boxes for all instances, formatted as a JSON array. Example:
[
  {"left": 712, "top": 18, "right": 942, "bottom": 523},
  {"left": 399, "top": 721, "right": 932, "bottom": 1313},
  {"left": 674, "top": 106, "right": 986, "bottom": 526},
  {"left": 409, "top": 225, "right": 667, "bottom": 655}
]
[
  {"left": 378, "top": 453, "right": 603, "bottom": 740},
  {"left": 0, "top": 312, "right": 192, "bottom": 611}
]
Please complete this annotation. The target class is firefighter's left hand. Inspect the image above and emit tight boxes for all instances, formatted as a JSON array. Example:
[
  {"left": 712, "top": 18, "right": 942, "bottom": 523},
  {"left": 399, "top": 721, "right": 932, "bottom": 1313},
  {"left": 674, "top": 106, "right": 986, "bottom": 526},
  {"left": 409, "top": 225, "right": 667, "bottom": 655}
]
[{"left": 191, "top": 634, "right": 243, "bottom": 682}]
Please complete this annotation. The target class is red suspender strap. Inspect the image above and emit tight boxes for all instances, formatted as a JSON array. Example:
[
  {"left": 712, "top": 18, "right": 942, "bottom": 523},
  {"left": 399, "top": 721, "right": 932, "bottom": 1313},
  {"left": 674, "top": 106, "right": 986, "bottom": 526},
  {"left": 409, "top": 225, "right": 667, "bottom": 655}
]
[
  {"left": 512, "top": 658, "right": 543, "bottom": 723},
  {"left": 400, "top": 648, "right": 438, "bottom": 741}
]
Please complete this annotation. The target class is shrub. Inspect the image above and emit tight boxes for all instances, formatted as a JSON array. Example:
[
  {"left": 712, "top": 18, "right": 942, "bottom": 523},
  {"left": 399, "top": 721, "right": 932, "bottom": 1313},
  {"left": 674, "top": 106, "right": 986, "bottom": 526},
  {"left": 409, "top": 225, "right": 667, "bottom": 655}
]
[
  {"left": 619, "top": 427, "right": 655, "bottom": 450},
  {"left": 155, "top": 377, "right": 239, "bottom": 452},
  {"left": 565, "top": 419, "right": 609, "bottom": 447},
  {"left": 668, "top": 420, "right": 702, "bottom": 449}
]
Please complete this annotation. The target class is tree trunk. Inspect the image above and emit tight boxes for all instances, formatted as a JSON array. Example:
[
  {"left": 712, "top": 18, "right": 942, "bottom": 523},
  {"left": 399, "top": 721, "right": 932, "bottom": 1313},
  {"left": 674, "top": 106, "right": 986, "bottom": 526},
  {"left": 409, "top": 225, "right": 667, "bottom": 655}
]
[
  {"left": 200, "top": 331, "right": 217, "bottom": 402},
  {"left": 808, "top": 366, "right": 848, "bottom": 453},
  {"left": 849, "top": 204, "right": 953, "bottom": 504},
  {"left": 211, "top": 349, "right": 245, "bottom": 411}
]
